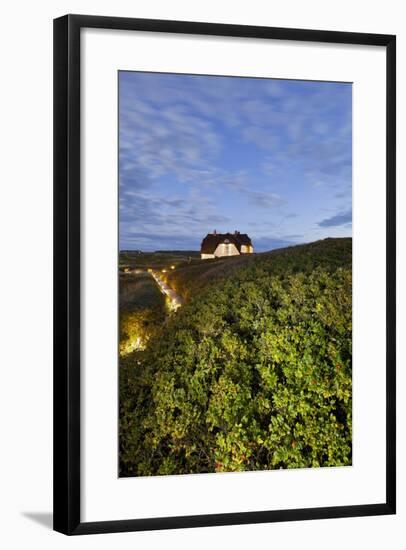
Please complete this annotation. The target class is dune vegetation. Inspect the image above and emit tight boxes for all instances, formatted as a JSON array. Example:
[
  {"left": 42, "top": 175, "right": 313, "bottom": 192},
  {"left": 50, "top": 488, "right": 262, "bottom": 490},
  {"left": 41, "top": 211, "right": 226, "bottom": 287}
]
[{"left": 119, "top": 238, "right": 352, "bottom": 477}]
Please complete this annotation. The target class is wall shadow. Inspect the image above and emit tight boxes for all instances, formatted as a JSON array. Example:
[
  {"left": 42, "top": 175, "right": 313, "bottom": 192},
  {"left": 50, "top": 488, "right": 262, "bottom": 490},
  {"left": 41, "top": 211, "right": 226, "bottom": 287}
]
[{"left": 22, "top": 512, "right": 53, "bottom": 530}]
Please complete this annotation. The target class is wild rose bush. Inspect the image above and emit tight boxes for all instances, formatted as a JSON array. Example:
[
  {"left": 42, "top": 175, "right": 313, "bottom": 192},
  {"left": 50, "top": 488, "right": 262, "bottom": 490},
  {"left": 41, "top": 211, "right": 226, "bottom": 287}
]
[{"left": 119, "top": 239, "right": 352, "bottom": 476}]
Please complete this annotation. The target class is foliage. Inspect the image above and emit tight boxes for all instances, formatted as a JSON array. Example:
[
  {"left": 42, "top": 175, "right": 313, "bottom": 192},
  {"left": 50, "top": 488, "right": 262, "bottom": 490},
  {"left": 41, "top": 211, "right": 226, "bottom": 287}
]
[
  {"left": 119, "top": 307, "right": 165, "bottom": 355},
  {"left": 119, "top": 272, "right": 166, "bottom": 355},
  {"left": 168, "top": 237, "right": 352, "bottom": 299},
  {"left": 119, "top": 250, "right": 200, "bottom": 271},
  {"left": 119, "top": 238, "right": 352, "bottom": 476},
  {"left": 120, "top": 272, "right": 165, "bottom": 311}
]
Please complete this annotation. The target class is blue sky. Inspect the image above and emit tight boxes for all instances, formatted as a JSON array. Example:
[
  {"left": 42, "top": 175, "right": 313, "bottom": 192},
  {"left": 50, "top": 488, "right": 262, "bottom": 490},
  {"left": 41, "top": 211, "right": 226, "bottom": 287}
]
[{"left": 119, "top": 71, "right": 352, "bottom": 252}]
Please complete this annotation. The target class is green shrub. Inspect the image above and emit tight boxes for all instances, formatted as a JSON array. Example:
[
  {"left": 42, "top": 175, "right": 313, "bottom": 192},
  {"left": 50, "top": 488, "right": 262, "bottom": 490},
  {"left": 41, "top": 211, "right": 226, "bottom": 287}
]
[{"left": 119, "top": 239, "right": 352, "bottom": 476}]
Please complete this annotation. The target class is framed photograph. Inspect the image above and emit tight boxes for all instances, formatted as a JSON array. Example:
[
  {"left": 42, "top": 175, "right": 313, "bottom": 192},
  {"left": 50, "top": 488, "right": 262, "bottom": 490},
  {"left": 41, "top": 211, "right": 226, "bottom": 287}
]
[{"left": 53, "top": 14, "right": 396, "bottom": 535}]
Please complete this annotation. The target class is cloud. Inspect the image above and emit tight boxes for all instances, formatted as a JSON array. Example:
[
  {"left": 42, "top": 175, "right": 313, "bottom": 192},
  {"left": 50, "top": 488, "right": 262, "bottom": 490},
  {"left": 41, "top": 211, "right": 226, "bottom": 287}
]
[
  {"left": 121, "top": 231, "right": 201, "bottom": 251},
  {"left": 119, "top": 88, "right": 223, "bottom": 194},
  {"left": 119, "top": 185, "right": 235, "bottom": 250},
  {"left": 241, "top": 126, "right": 279, "bottom": 151},
  {"left": 120, "top": 74, "right": 351, "bottom": 191},
  {"left": 244, "top": 190, "right": 284, "bottom": 208},
  {"left": 118, "top": 72, "right": 352, "bottom": 250},
  {"left": 285, "top": 213, "right": 299, "bottom": 219},
  {"left": 334, "top": 190, "right": 349, "bottom": 199},
  {"left": 317, "top": 210, "right": 352, "bottom": 228},
  {"left": 253, "top": 235, "right": 303, "bottom": 252}
]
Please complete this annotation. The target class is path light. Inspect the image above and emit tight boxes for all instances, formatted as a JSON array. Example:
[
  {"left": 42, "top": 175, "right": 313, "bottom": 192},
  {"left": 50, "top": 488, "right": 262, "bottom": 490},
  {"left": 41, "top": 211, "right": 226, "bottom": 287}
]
[{"left": 150, "top": 269, "right": 183, "bottom": 312}]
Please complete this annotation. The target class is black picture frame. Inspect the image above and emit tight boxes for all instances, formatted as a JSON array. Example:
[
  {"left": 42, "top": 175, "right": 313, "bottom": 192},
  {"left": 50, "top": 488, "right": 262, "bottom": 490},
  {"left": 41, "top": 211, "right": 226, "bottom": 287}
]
[{"left": 53, "top": 14, "right": 396, "bottom": 536}]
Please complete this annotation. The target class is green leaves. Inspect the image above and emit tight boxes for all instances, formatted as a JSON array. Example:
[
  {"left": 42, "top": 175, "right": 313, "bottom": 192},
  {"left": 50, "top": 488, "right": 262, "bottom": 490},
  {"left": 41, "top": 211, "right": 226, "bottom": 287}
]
[{"left": 119, "top": 238, "right": 352, "bottom": 476}]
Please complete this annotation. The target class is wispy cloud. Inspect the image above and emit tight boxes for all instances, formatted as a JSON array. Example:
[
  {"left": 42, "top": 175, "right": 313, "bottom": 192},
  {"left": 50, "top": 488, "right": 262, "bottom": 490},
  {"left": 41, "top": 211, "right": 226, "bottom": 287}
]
[
  {"left": 318, "top": 210, "right": 352, "bottom": 228},
  {"left": 119, "top": 72, "right": 352, "bottom": 250},
  {"left": 244, "top": 190, "right": 284, "bottom": 208}
]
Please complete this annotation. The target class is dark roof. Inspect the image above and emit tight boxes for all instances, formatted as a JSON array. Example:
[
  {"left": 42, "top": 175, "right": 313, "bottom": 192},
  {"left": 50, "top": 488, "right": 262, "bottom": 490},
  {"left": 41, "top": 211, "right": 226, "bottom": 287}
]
[{"left": 201, "top": 232, "right": 253, "bottom": 254}]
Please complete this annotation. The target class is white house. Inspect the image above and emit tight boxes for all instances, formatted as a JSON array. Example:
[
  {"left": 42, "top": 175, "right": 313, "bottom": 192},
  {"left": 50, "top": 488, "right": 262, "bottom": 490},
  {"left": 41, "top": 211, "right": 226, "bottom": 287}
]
[{"left": 200, "top": 231, "right": 254, "bottom": 259}]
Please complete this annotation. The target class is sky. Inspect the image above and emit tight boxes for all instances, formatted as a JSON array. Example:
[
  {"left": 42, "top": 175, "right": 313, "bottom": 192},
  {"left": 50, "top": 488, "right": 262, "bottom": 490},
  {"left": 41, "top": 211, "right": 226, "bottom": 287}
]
[{"left": 119, "top": 71, "right": 352, "bottom": 252}]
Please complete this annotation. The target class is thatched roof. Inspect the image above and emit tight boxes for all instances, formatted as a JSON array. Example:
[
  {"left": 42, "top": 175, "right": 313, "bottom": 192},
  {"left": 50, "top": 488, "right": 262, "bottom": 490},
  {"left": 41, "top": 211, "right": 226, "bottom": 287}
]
[{"left": 201, "top": 232, "right": 252, "bottom": 254}]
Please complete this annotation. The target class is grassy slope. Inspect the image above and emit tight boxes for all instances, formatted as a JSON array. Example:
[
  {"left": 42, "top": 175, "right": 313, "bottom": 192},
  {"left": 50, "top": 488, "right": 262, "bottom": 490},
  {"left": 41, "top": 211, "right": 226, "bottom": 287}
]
[
  {"left": 167, "top": 238, "right": 352, "bottom": 300},
  {"left": 120, "top": 237, "right": 353, "bottom": 476},
  {"left": 119, "top": 251, "right": 200, "bottom": 271},
  {"left": 120, "top": 272, "right": 165, "bottom": 312}
]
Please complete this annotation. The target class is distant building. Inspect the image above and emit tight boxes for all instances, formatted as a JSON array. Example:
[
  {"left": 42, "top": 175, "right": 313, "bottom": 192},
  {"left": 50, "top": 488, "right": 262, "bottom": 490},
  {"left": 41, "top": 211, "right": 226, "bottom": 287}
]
[{"left": 201, "top": 230, "right": 254, "bottom": 259}]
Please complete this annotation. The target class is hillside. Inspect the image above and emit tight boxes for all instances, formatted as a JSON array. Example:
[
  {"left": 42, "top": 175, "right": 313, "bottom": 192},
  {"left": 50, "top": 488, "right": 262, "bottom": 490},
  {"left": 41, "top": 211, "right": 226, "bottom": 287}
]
[
  {"left": 119, "top": 250, "right": 200, "bottom": 271},
  {"left": 167, "top": 237, "right": 352, "bottom": 300},
  {"left": 120, "top": 237, "right": 352, "bottom": 477}
]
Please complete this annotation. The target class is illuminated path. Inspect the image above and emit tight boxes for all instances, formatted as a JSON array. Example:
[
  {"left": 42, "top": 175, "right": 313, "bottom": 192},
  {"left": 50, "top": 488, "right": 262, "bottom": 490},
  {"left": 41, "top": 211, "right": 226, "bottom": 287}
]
[{"left": 150, "top": 271, "right": 184, "bottom": 311}]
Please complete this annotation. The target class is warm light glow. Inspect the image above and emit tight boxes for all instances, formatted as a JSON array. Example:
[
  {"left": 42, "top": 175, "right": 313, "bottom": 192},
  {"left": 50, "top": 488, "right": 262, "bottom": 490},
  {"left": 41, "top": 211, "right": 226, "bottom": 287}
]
[
  {"left": 150, "top": 270, "right": 183, "bottom": 313},
  {"left": 120, "top": 267, "right": 182, "bottom": 355},
  {"left": 171, "top": 265, "right": 175, "bottom": 269},
  {"left": 120, "top": 335, "right": 146, "bottom": 356}
]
